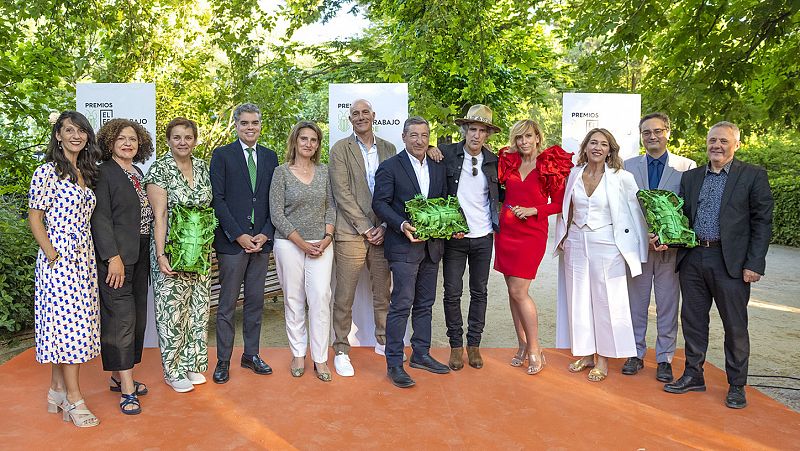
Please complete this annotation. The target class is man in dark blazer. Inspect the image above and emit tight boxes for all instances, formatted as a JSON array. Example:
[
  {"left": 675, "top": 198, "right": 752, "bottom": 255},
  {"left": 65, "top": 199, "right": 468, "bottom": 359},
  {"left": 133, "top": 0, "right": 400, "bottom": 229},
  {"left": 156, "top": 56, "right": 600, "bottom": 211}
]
[
  {"left": 209, "top": 103, "right": 279, "bottom": 383},
  {"left": 663, "top": 121, "right": 773, "bottom": 409},
  {"left": 372, "top": 116, "right": 451, "bottom": 388},
  {"left": 440, "top": 104, "right": 501, "bottom": 370}
]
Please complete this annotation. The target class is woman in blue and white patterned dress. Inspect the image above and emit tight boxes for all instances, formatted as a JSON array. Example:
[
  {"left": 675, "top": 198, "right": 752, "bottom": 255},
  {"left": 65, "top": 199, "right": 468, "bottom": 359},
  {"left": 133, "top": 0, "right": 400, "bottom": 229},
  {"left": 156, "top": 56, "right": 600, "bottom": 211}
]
[{"left": 28, "top": 111, "right": 102, "bottom": 428}]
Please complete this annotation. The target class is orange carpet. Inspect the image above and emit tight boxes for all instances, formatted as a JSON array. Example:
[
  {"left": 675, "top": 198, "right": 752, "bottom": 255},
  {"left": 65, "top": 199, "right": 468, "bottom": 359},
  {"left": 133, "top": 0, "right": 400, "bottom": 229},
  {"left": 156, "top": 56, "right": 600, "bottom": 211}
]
[{"left": 0, "top": 347, "right": 797, "bottom": 449}]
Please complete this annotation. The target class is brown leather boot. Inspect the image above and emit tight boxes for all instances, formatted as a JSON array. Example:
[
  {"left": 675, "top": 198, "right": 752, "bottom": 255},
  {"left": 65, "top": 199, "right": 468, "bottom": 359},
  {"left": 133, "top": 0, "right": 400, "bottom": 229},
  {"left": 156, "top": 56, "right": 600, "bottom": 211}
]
[
  {"left": 467, "top": 346, "right": 483, "bottom": 369},
  {"left": 449, "top": 347, "right": 464, "bottom": 371}
]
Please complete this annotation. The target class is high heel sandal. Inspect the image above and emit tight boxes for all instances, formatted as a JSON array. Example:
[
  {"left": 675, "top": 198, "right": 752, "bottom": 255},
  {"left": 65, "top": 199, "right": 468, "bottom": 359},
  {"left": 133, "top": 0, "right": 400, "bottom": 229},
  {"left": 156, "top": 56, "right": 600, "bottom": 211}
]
[
  {"left": 510, "top": 348, "right": 526, "bottom": 367},
  {"left": 527, "top": 352, "right": 546, "bottom": 375},
  {"left": 568, "top": 357, "right": 595, "bottom": 373},
  {"left": 290, "top": 357, "right": 305, "bottom": 378},
  {"left": 314, "top": 363, "right": 332, "bottom": 382},
  {"left": 110, "top": 376, "right": 148, "bottom": 396},
  {"left": 47, "top": 389, "right": 66, "bottom": 414},
  {"left": 61, "top": 399, "right": 100, "bottom": 428}
]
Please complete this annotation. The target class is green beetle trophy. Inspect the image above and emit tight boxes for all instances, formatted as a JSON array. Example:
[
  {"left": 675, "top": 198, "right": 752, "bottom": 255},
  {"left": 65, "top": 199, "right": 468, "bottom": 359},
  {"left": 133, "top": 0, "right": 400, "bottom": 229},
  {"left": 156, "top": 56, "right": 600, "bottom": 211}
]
[
  {"left": 165, "top": 204, "right": 218, "bottom": 274},
  {"left": 404, "top": 194, "right": 469, "bottom": 240},
  {"left": 636, "top": 189, "right": 697, "bottom": 248}
]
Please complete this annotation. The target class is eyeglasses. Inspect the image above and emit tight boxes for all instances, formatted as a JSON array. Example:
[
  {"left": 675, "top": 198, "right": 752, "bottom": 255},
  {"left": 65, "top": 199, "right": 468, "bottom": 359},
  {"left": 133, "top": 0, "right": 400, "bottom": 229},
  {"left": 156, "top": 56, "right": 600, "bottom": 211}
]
[
  {"left": 471, "top": 156, "right": 478, "bottom": 176},
  {"left": 641, "top": 128, "right": 668, "bottom": 138}
]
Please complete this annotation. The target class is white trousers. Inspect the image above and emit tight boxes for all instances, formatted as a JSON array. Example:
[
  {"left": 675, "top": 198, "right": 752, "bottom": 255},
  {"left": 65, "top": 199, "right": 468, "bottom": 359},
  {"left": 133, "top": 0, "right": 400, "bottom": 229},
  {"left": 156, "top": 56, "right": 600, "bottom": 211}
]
[
  {"left": 273, "top": 239, "right": 334, "bottom": 363},
  {"left": 563, "top": 224, "right": 636, "bottom": 358}
]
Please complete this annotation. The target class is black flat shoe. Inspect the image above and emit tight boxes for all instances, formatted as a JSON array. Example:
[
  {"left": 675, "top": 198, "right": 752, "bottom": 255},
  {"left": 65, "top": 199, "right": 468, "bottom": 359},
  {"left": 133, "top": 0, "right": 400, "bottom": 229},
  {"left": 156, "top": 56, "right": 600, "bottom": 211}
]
[
  {"left": 656, "top": 362, "right": 674, "bottom": 383},
  {"left": 213, "top": 360, "right": 230, "bottom": 384},
  {"left": 241, "top": 354, "right": 273, "bottom": 375},
  {"left": 725, "top": 385, "right": 747, "bottom": 409},
  {"left": 387, "top": 366, "right": 415, "bottom": 388},
  {"left": 664, "top": 374, "right": 706, "bottom": 394},
  {"left": 409, "top": 353, "right": 450, "bottom": 374},
  {"left": 621, "top": 357, "right": 644, "bottom": 375}
]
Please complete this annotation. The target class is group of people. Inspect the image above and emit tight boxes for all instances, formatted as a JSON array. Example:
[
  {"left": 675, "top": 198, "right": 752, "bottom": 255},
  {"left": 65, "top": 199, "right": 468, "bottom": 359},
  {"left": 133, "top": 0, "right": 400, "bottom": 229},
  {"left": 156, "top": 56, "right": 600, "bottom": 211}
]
[{"left": 28, "top": 99, "right": 772, "bottom": 428}]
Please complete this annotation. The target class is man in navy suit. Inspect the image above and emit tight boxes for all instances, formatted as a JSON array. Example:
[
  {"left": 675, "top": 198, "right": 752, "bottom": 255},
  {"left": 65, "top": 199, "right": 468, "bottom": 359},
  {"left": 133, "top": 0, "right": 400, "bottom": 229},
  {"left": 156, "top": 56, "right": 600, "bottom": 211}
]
[
  {"left": 372, "top": 116, "right": 452, "bottom": 388},
  {"left": 210, "top": 103, "right": 279, "bottom": 383}
]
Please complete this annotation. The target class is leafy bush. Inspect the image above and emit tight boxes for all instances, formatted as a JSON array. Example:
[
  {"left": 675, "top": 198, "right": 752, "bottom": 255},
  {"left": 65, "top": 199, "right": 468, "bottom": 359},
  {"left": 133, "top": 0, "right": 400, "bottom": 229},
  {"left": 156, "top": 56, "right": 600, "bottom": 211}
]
[
  {"left": 0, "top": 197, "right": 37, "bottom": 333},
  {"left": 770, "top": 176, "right": 800, "bottom": 247}
]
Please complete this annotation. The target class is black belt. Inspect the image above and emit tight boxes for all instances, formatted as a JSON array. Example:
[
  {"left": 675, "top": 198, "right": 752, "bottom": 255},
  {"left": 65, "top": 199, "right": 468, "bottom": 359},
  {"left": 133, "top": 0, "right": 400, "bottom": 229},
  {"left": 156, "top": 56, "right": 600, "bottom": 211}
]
[{"left": 697, "top": 239, "right": 720, "bottom": 248}]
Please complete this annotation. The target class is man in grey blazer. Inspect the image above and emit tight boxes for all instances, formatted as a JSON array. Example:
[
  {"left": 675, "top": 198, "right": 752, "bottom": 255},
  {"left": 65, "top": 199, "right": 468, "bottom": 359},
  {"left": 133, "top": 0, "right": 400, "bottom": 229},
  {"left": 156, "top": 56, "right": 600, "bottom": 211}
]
[
  {"left": 623, "top": 112, "right": 696, "bottom": 383},
  {"left": 329, "top": 99, "right": 396, "bottom": 377}
]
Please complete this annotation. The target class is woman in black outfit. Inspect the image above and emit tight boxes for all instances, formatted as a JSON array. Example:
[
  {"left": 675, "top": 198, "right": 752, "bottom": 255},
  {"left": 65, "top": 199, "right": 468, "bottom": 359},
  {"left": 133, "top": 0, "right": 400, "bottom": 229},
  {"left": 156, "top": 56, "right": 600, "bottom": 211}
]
[{"left": 91, "top": 118, "right": 154, "bottom": 415}]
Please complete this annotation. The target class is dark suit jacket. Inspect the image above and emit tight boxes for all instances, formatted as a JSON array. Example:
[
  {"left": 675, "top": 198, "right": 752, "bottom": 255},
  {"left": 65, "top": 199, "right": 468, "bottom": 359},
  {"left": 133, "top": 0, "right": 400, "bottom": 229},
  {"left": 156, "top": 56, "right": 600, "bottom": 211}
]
[
  {"left": 210, "top": 139, "right": 279, "bottom": 255},
  {"left": 677, "top": 158, "right": 773, "bottom": 278},
  {"left": 440, "top": 140, "right": 501, "bottom": 232},
  {"left": 91, "top": 159, "right": 145, "bottom": 264},
  {"left": 372, "top": 150, "right": 447, "bottom": 264}
]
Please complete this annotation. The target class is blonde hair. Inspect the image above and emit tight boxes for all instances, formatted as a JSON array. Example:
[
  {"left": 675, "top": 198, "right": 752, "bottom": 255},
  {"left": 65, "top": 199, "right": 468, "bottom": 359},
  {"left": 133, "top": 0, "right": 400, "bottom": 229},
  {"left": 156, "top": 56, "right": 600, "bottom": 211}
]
[
  {"left": 576, "top": 128, "right": 623, "bottom": 171},
  {"left": 285, "top": 121, "right": 323, "bottom": 164},
  {"left": 507, "top": 120, "right": 544, "bottom": 154}
]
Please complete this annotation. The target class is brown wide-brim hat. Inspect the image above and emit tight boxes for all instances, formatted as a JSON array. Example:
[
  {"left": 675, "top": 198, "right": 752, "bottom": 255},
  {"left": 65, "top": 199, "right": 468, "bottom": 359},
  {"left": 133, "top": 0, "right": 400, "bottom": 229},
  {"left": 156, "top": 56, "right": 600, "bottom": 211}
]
[{"left": 454, "top": 104, "right": 501, "bottom": 134}]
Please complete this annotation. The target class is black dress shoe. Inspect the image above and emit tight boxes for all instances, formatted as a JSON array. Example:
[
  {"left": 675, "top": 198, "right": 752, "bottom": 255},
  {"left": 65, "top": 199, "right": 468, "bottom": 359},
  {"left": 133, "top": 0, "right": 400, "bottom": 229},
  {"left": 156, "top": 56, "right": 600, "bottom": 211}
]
[
  {"left": 241, "top": 354, "right": 273, "bottom": 375},
  {"left": 387, "top": 366, "right": 415, "bottom": 388},
  {"left": 409, "top": 353, "right": 451, "bottom": 374},
  {"left": 621, "top": 357, "right": 644, "bottom": 375},
  {"left": 656, "top": 362, "right": 674, "bottom": 382},
  {"left": 725, "top": 385, "right": 747, "bottom": 409},
  {"left": 664, "top": 374, "right": 706, "bottom": 394},
  {"left": 213, "top": 360, "right": 230, "bottom": 384}
]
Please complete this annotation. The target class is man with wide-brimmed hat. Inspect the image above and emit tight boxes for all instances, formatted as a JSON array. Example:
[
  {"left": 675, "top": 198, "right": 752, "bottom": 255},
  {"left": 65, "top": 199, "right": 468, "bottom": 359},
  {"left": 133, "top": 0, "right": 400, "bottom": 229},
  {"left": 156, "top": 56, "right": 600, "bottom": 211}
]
[{"left": 440, "top": 104, "right": 502, "bottom": 370}]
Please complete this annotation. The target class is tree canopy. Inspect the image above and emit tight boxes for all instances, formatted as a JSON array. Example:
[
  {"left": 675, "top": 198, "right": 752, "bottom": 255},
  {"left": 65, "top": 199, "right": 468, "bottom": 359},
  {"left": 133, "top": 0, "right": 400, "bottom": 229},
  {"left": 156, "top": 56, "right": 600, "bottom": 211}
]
[{"left": 1, "top": 0, "right": 798, "bottom": 169}]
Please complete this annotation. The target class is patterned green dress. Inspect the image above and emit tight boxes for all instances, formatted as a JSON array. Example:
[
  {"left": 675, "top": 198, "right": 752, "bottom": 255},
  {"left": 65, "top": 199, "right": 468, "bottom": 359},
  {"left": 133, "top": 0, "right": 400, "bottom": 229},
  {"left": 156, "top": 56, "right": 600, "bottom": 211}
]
[{"left": 144, "top": 153, "right": 213, "bottom": 380}]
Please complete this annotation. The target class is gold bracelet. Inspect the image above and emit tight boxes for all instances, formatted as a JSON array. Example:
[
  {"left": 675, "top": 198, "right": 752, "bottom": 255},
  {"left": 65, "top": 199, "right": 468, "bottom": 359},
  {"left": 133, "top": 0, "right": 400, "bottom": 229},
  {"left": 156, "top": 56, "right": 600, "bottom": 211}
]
[{"left": 47, "top": 253, "right": 60, "bottom": 268}]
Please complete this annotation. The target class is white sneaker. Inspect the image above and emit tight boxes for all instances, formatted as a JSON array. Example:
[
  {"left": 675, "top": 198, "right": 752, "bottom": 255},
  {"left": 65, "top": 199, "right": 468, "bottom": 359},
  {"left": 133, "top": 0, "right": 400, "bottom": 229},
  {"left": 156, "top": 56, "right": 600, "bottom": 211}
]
[
  {"left": 375, "top": 344, "right": 407, "bottom": 361},
  {"left": 334, "top": 352, "right": 355, "bottom": 377},
  {"left": 187, "top": 371, "right": 207, "bottom": 385},
  {"left": 165, "top": 377, "right": 195, "bottom": 393}
]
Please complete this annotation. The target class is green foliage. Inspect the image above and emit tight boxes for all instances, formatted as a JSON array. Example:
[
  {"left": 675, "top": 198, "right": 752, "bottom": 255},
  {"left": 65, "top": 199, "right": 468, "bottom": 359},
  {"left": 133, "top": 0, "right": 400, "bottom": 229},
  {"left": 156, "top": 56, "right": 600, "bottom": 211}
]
[
  {"left": 0, "top": 199, "right": 37, "bottom": 333},
  {"left": 770, "top": 176, "right": 800, "bottom": 247},
  {"left": 556, "top": 0, "right": 800, "bottom": 139}
]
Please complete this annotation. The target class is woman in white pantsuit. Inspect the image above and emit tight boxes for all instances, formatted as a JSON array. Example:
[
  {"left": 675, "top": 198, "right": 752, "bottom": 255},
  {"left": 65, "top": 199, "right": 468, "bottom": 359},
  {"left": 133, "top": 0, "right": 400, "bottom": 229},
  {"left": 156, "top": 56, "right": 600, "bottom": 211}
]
[
  {"left": 270, "top": 121, "right": 336, "bottom": 382},
  {"left": 554, "top": 128, "right": 648, "bottom": 382}
]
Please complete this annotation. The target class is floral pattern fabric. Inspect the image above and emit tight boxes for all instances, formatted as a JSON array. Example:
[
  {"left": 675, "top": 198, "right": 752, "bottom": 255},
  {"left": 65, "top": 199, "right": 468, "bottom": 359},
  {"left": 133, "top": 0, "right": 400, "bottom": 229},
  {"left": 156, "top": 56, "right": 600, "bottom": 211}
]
[
  {"left": 122, "top": 167, "right": 154, "bottom": 235},
  {"left": 143, "top": 153, "right": 213, "bottom": 379},
  {"left": 29, "top": 163, "right": 100, "bottom": 364}
]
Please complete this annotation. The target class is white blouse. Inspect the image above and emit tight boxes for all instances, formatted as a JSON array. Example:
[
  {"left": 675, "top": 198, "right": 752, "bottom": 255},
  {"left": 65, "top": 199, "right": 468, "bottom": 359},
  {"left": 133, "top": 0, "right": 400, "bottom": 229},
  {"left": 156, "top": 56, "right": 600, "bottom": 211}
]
[{"left": 571, "top": 172, "right": 613, "bottom": 229}]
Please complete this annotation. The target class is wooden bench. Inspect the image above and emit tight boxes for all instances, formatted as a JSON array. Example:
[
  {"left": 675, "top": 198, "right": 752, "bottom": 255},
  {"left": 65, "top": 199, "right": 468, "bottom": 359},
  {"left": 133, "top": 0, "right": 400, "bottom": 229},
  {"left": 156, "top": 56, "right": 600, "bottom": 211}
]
[{"left": 208, "top": 253, "right": 283, "bottom": 308}]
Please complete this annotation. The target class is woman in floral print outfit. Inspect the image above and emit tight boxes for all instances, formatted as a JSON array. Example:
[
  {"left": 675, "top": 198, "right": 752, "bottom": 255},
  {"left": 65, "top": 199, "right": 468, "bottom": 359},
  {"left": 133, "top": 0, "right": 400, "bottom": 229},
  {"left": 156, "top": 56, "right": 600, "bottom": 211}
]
[{"left": 145, "top": 118, "right": 213, "bottom": 393}]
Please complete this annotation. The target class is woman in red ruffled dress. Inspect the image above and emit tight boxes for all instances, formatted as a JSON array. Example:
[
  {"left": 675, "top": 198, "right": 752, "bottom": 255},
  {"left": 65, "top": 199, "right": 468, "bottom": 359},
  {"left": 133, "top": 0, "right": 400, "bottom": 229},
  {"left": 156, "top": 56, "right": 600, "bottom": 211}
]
[{"left": 494, "top": 119, "right": 573, "bottom": 375}]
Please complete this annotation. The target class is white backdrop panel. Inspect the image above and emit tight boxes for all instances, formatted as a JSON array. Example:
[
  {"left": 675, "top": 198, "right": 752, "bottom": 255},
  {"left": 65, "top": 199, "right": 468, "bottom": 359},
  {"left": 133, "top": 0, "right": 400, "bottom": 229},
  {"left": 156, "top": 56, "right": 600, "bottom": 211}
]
[
  {"left": 76, "top": 82, "right": 159, "bottom": 348},
  {"left": 561, "top": 93, "right": 642, "bottom": 162}
]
